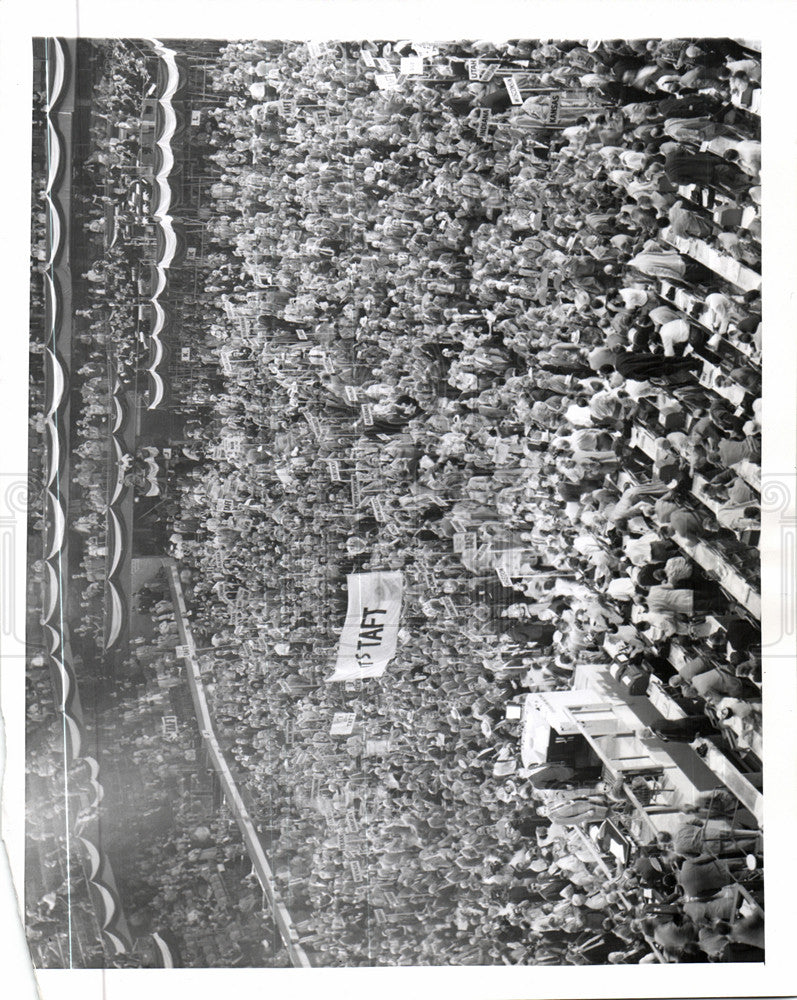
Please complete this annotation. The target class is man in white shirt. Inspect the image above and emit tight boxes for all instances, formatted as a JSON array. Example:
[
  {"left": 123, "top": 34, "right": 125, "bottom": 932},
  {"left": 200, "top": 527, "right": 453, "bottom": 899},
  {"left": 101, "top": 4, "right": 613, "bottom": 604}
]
[
  {"left": 608, "top": 576, "right": 636, "bottom": 602},
  {"left": 618, "top": 287, "right": 651, "bottom": 310},
  {"left": 623, "top": 531, "right": 668, "bottom": 566},
  {"left": 589, "top": 388, "right": 627, "bottom": 423},
  {"left": 620, "top": 375, "right": 654, "bottom": 401},
  {"left": 565, "top": 401, "right": 595, "bottom": 427}
]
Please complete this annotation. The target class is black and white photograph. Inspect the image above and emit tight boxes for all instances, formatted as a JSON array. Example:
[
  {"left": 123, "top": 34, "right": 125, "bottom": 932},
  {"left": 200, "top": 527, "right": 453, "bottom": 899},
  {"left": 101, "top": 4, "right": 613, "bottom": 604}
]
[{"left": 3, "top": 2, "right": 797, "bottom": 997}]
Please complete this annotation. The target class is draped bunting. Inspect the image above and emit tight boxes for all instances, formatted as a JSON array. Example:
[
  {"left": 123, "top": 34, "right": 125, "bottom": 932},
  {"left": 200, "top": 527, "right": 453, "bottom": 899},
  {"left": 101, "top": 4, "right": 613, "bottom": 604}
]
[
  {"left": 143, "top": 39, "right": 189, "bottom": 410},
  {"left": 40, "top": 38, "right": 133, "bottom": 957}
]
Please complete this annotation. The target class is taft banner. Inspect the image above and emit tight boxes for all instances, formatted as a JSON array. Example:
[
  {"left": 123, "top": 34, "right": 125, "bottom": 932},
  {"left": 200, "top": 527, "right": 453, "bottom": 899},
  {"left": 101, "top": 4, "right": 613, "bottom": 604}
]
[{"left": 326, "top": 572, "right": 404, "bottom": 682}]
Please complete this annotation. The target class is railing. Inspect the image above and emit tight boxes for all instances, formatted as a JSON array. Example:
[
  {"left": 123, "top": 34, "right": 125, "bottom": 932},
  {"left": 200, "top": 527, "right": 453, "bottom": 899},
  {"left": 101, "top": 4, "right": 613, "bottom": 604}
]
[{"left": 162, "top": 558, "right": 312, "bottom": 967}]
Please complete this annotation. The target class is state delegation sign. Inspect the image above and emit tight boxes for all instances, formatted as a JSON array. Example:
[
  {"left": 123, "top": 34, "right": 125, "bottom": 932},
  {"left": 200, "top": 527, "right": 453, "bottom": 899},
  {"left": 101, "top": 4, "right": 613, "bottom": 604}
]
[{"left": 326, "top": 572, "right": 404, "bottom": 682}]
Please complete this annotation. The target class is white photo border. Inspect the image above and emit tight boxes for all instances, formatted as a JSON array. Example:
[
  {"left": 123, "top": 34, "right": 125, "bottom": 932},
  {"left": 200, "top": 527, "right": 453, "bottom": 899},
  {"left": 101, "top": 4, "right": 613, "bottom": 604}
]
[{"left": 1, "top": 2, "right": 795, "bottom": 998}]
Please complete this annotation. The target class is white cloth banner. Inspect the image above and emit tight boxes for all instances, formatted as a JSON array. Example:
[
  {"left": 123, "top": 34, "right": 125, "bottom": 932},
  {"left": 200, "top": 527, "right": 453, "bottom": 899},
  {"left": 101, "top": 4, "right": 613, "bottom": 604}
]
[{"left": 326, "top": 572, "right": 404, "bottom": 682}]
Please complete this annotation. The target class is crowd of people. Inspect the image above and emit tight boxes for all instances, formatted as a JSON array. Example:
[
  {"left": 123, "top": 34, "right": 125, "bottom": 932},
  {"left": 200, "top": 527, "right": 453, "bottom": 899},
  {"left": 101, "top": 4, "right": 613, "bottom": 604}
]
[
  {"left": 150, "top": 38, "right": 763, "bottom": 964},
  {"left": 31, "top": 36, "right": 763, "bottom": 966},
  {"left": 28, "top": 43, "right": 160, "bottom": 651},
  {"left": 26, "top": 594, "right": 284, "bottom": 969}
]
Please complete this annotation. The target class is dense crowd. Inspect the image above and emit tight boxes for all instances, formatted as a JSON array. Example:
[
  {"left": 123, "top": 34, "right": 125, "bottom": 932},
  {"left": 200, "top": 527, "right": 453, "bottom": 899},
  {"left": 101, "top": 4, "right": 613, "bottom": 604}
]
[
  {"left": 31, "top": 36, "right": 764, "bottom": 966},
  {"left": 145, "top": 38, "right": 762, "bottom": 964},
  {"left": 26, "top": 616, "right": 283, "bottom": 969},
  {"left": 38, "top": 43, "right": 159, "bottom": 646}
]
